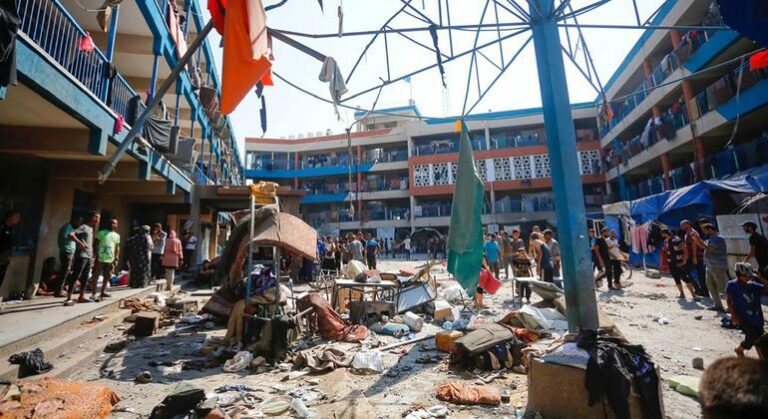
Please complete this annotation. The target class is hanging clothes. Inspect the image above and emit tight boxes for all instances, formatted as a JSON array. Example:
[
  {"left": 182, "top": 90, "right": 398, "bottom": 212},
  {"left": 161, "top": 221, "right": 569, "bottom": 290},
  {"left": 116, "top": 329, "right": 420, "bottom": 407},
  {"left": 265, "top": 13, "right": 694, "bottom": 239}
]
[
  {"left": 337, "top": 3, "right": 343, "bottom": 37},
  {"left": 0, "top": 0, "right": 19, "bottom": 88},
  {"left": 428, "top": 24, "right": 447, "bottom": 88},
  {"left": 318, "top": 56, "right": 348, "bottom": 118},
  {"left": 80, "top": 32, "right": 96, "bottom": 52}
]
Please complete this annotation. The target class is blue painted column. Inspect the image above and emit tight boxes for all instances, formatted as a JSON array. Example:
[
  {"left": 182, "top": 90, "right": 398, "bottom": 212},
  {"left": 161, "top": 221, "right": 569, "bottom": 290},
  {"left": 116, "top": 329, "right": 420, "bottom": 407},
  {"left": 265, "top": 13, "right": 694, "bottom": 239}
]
[
  {"left": 529, "top": 0, "right": 598, "bottom": 330},
  {"left": 105, "top": 6, "right": 121, "bottom": 61},
  {"left": 618, "top": 174, "right": 629, "bottom": 201}
]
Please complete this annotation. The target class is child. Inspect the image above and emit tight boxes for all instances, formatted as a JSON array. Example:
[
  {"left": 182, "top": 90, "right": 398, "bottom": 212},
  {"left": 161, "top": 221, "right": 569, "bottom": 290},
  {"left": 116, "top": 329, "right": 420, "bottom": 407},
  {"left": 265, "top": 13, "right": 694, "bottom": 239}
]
[{"left": 726, "top": 262, "right": 766, "bottom": 359}]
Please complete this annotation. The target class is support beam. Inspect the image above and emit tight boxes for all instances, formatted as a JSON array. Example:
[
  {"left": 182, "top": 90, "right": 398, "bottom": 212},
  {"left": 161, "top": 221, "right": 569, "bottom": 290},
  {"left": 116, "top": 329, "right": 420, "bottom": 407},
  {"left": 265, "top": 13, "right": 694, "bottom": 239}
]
[
  {"left": 166, "top": 180, "right": 177, "bottom": 195},
  {"left": 529, "top": 0, "right": 597, "bottom": 331},
  {"left": 89, "top": 128, "right": 108, "bottom": 156}
]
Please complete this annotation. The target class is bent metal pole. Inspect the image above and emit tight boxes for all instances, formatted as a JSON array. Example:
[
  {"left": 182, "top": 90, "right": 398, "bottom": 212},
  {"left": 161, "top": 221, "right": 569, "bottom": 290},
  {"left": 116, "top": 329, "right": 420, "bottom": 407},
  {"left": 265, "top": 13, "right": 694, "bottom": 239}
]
[{"left": 98, "top": 19, "right": 215, "bottom": 184}]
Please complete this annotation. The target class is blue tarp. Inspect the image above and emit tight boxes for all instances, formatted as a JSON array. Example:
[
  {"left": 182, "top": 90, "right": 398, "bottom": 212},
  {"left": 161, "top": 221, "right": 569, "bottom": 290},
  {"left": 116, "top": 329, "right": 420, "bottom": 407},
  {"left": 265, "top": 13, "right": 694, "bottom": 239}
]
[{"left": 609, "top": 164, "right": 768, "bottom": 268}]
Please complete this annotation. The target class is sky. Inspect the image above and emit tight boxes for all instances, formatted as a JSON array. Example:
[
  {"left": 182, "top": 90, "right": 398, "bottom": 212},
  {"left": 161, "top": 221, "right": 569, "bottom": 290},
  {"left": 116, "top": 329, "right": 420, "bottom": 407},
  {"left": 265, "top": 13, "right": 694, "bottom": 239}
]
[{"left": 203, "top": 0, "right": 668, "bottom": 153}]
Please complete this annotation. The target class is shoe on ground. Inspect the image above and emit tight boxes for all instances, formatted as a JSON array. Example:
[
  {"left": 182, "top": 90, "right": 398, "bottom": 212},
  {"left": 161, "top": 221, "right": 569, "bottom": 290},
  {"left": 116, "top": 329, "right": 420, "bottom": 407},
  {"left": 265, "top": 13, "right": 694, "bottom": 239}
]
[
  {"left": 64, "top": 300, "right": 75, "bottom": 306},
  {"left": 101, "top": 293, "right": 112, "bottom": 299},
  {"left": 77, "top": 297, "right": 94, "bottom": 303}
]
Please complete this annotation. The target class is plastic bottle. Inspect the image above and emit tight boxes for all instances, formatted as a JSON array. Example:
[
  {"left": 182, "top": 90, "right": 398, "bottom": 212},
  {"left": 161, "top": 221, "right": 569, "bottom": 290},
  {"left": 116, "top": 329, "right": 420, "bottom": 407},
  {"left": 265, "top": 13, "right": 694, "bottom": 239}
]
[{"left": 292, "top": 398, "right": 314, "bottom": 418}]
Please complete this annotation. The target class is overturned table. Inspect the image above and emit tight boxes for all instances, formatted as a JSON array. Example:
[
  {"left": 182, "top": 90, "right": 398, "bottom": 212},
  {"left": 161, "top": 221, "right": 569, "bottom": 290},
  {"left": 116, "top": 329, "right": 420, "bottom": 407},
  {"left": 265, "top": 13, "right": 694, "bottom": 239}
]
[{"left": 331, "top": 279, "right": 400, "bottom": 324}]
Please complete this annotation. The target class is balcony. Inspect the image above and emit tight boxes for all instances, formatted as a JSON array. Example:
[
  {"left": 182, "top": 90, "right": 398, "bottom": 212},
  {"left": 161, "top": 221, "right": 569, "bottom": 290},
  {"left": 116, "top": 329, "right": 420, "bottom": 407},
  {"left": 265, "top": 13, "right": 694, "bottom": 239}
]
[
  {"left": 608, "top": 102, "right": 689, "bottom": 169},
  {"left": 363, "top": 149, "right": 408, "bottom": 164},
  {"left": 413, "top": 138, "right": 487, "bottom": 156},
  {"left": 598, "top": 5, "right": 724, "bottom": 139},
  {"left": 301, "top": 154, "right": 355, "bottom": 169},
  {"left": 365, "top": 207, "right": 410, "bottom": 222},
  {"left": 688, "top": 64, "right": 768, "bottom": 121},
  {"left": 699, "top": 135, "right": 768, "bottom": 181}
]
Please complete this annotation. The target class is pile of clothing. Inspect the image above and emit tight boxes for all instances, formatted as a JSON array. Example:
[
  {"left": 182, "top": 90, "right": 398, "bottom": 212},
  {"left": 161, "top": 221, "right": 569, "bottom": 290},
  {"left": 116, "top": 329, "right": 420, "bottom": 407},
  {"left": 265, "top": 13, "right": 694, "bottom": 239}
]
[
  {"left": 577, "top": 330, "right": 662, "bottom": 419},
  {"left": 297, "top": 294, "right": 369, "bottom": 343}
]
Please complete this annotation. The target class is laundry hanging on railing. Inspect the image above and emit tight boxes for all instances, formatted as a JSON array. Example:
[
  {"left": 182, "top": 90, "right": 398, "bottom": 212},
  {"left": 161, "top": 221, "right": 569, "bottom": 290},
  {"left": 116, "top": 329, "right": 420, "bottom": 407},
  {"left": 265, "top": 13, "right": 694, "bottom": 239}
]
[
  {"left": 79, "top": 32, "right": 95, "bottom": 52},
  {"left": 428, "top": 24, "right": 447, "bottom": 88}
]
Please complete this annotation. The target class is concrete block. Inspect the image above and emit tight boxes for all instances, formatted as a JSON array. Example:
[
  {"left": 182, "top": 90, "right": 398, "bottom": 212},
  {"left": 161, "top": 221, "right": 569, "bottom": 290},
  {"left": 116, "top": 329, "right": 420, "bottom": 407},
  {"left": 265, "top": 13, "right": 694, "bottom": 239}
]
[{"left": 134, "top": 311, "right": 160, "bottom": 336}]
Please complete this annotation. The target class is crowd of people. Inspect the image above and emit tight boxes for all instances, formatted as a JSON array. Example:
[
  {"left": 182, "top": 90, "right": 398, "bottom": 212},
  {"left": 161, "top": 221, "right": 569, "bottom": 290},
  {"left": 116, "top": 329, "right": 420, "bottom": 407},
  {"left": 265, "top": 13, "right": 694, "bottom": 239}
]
[{"left": 0, "top": 211, "right": 202, "bottom": 307}]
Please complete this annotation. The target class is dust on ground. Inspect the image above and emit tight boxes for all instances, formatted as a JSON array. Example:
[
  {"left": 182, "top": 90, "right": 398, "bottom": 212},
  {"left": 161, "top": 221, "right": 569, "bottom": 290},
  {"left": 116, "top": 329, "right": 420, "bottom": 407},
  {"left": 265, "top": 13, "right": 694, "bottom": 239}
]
[{"left": 66, "top": 259, "right": 759, "bottom": 418}]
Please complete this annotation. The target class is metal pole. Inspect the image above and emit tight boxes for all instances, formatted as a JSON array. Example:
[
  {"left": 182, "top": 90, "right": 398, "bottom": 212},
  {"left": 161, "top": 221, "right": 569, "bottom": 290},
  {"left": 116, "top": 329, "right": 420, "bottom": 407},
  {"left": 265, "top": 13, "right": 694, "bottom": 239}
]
[
  {"left": 245, "top": 194, "right": 255, "bottom": 337},
  {"left": 98, "top": 19, "right": 215, "bottom": 184},
  {"left": 529, "top": 0, "right": 597, "bottom": 331}
]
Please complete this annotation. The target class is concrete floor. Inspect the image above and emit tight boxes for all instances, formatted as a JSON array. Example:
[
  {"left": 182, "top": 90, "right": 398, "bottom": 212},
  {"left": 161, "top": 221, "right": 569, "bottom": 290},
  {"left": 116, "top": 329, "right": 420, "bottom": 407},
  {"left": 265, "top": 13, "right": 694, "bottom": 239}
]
[{"left": 0, "top": 285, "right": 154, "bottom": 349}]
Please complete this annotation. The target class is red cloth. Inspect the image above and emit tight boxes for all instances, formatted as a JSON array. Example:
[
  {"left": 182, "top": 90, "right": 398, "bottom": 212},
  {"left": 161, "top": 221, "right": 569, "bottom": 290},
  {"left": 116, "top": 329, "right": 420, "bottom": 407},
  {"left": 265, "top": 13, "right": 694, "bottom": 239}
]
[
  {"left": 297, "top": 294, "right": 369, "bottom": 343},
  {"left": 221, "top": 0, "right": 272, "bottom": 115},
  {"left": 436, "top": 383, "right": 501, "bottom": 406},
  {"left": 478, "top": 268, "right": 501, "bottom": 294},
  {"left": 208, "top": 0, "right": 227, "bottom": 35},
  {"left": 750, "top": 50, "right": 768, "bottom": 71},
  {"left": 113, "top": 114, "right": 124, "bottom": 134},
  {"left": 80, "top": 32, "right": 95, "bottom": 52}
]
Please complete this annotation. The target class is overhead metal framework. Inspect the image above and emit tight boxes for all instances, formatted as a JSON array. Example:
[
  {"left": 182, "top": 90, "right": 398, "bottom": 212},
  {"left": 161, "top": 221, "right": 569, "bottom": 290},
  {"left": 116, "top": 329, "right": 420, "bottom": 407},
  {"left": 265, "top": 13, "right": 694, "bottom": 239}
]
[{"left": 263, "top": 0, "right": 736, "bottom": 330}]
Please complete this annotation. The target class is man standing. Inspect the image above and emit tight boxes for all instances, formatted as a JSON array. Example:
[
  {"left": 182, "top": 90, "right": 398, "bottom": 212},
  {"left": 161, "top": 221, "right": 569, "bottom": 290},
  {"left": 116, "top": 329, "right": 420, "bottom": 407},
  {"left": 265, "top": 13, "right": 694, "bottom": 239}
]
[
  {"left": 151, "top": 223, "right": 167, "bottom": 279},
  {"left": 484, "top": 234, "right": 502, "bottom": 279},
  {"left": 662, "top": 229, "right": 697, "bottom": 300},
  {"left": 543, "top": 229, "right": 561, "bottom": 277},
  {"left": 693, "top": 223, "right": 728, "bottom": 311},
  {"left": 182, "top": 230, "right": 197, "bottom": 271},
  {"left": 593, "top": 228, "right": 611, "bottom": 288},
  {"left": 92, "top": 218, "right": 120, "bottom": 301},
  {"left": 605, "top": 229, "right": 623, "bottom": 290},
  {"left": 65, "top": 211, "right": 100, "bottom": 306},
  {"left": 741, "top": 221, "right": 768, "bottom": 287},
  {"left": 126, "top": 226, "right": 152, "bottom": 288},
  {"left": 55, "top": 216, "right": 81, "bottom": 297},
  {"left": 497, "top": 232, "right": 509, "bottom": 279},
  {"left": 321, "top": 236, "right": 336, "bottom": 271},
  {"left": 402, "top": 235, "right": 411, "bottom": 261},
  {"left": 531, "top": 232, "right": 554, "bottom": 283},
  {"left": 365, "top": 233, "right": 379, "bottom": 270},
  {"left": 682, "top": 220, "right": 708, "bottom": 296},
  {"left": 726, "top": 262, "right": 765, "bottom": 358},
  {"left": 0, "top": 210, "right": 21, "bottom": 298},
  {"left": 347, "top": 234, "right": 364, "bottom": 263}
]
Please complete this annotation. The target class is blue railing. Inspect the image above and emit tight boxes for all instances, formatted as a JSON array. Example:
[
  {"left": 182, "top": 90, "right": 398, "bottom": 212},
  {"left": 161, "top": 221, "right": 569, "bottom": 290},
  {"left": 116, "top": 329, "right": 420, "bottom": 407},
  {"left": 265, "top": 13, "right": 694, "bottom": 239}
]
[
  {"left": 18, "top": 0, "right": 110, "bottom": 101},
  {"left": 301, "top": 155, "right": 355, "bottom": 169},
  {"left": 414, "top": 139, "right": 486, "bottom": 156},
  {"left": 363, "top": 150, "right": 408, "bottom": 163},
  {"left": 366, "top": 208, "right": 410, "bottom": 221},
  {"left": 689, "top": 63, "right": 768, "bottom": 121}
]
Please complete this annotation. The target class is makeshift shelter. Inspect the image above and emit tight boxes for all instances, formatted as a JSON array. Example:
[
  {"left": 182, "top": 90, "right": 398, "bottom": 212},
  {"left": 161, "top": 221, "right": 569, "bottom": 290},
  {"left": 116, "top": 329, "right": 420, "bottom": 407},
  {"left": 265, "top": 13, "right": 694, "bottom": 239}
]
[{"left": 604, "top": 164, "right": 768, "bottom": 269}]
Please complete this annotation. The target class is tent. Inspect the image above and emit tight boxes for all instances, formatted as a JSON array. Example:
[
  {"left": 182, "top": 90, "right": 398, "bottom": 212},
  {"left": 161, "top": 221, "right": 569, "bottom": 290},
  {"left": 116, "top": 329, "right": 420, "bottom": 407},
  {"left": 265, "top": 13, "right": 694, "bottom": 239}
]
[{"left": 604, "top": 164, "right": 768, "bottom": 268}]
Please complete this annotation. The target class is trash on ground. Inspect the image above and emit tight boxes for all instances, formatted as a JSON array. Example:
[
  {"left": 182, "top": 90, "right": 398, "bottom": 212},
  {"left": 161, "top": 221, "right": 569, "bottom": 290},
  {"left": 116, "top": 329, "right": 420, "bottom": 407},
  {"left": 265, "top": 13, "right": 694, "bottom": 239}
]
[{"left": 435, "top": 382, "right": 501, "bottom": 405}]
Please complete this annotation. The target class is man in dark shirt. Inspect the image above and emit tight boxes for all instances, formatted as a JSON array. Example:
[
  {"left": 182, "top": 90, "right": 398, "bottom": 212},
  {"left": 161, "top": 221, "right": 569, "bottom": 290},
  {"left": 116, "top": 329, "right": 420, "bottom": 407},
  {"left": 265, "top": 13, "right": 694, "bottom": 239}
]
[
  {"left": 662, "top": 229, "right": 697, "bottom": 300},
  {"left": 0, "top": 210, "right": 21, "bottom": 297},
  {"left": 742, "top": 221, "right": 768, "bottom": 287},
  {"left": 593, "top": 228, "right": 611, "bottom": 288}
]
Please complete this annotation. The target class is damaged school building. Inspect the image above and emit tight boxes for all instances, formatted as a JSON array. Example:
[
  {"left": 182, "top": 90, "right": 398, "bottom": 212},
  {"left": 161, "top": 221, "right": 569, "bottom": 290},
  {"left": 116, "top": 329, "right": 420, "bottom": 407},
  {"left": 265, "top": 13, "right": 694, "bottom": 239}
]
[{"left": 0, "top": 0, "right": 248, "bottom": 297}]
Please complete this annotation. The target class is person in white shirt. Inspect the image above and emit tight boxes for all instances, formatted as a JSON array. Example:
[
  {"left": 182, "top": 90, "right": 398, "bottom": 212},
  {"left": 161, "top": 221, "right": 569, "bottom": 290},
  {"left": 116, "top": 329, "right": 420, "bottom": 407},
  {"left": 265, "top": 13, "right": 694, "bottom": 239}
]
[
  {"left": 182, "top": 229, "right": 198, "bottom": 271},
  {"left": 403, "top": 237, "right": 412, "bottom": 261}
]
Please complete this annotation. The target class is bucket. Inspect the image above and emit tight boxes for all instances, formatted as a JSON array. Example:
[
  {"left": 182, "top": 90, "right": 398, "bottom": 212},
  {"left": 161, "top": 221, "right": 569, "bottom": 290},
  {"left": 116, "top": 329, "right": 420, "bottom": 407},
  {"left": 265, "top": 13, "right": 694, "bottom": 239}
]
[{"left": 403, "top": 311, "right": 424, "bottom": 332}]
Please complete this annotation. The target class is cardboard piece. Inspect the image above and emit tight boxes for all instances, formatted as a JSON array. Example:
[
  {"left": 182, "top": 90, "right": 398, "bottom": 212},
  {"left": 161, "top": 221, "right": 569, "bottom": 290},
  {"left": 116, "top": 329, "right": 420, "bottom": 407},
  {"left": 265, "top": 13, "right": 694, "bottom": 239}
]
[
  {"left": 433, "top": 299, "right": 461, "bottom": 322},
  {"left": 134, "top": 312, "right": 160, "bottom": 336}
]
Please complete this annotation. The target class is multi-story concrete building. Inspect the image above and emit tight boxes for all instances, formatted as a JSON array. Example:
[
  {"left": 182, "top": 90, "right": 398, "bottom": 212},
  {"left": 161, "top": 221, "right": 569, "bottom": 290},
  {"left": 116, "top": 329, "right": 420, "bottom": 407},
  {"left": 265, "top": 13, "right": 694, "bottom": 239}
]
[
  {"left": 598, "top": 0, "right": 768, "bottom": 202},
  {"left": 245, "top": 0, "right": 768, "bottom": 242},
  {"left": 245, "top": 103, "right": 606, "bottom": 239},
  {"left": 0, "top": 0, "right": 242, "bottom": 296}
]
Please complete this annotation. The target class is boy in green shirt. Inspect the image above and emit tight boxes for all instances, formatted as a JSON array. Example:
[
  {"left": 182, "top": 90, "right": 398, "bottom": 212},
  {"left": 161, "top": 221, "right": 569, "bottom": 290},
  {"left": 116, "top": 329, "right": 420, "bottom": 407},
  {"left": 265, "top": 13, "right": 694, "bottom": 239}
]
[{"left": 93, "top": 218, "right": 120, "bottom": 301}]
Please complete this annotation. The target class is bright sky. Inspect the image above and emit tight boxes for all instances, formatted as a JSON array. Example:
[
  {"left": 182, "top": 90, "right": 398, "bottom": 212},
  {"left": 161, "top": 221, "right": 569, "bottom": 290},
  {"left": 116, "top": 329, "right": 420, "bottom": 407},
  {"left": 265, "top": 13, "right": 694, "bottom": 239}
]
[{"left": 204, "top": 0, "right": 668, "bottom": 153}]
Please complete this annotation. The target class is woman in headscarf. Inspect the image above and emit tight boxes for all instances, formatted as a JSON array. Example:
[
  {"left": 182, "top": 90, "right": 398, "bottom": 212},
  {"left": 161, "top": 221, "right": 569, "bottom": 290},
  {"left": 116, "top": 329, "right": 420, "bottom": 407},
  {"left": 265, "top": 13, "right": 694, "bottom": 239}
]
[
  {"left": 162, "top": 230, "right": 183, "bottom": 291},
  {"left": 126, "top": 226, "right": 152, "bottom": 288}
]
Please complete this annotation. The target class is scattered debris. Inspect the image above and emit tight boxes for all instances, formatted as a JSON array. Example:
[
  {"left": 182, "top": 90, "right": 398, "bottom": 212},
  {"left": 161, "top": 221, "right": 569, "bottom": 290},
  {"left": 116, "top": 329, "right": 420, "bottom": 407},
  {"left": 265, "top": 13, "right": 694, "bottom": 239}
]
[
  {"left": 692, "top": 357, "right": 704, "bottom": 370},
  {"left": 351, "top": 351, "right": 385, "bottom": 374},
  {"left": 135, "top": 371, "right": 153, "bottom": 384},
  {"left": 435, "top": 383, "right": 501, "bottom": 406}
]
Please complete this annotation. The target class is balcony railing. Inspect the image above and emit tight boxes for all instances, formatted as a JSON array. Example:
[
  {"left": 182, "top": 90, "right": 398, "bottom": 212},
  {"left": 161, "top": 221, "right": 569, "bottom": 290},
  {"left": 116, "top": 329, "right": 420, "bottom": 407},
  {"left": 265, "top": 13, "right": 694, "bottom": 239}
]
[
  {"left": 689, "top": 63, "right": 768, "bottom": 121},
  {"left": 18, "top": 0, "right": 110, "bottom": 101},
  {"left": 598, "top": 4, "right": 722, "bottom": 138},
  {"left": 366, "top": 208, "right": 410, "bottom": 221},
  {"left": 360, "top": 178, "right": 409, "bottom": 192},
  {"left": 300, "top": 155, "right": 356, "bottom": 169},
  {"left": 608, "top": 102, "right": 689, "bottom": 169},
  {"left": 363, "top": 150, "right": 408, "bottom": 163},
  {"left": 413, "top": 138, "right": 486, "bottom": 156}
]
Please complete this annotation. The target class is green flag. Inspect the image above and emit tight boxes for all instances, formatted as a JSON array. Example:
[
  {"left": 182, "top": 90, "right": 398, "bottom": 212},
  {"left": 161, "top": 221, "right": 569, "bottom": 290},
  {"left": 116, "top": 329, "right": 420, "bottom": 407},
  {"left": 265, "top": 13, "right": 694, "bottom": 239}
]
[{"left": 447, "top": 128, "right": 485, "bottom": 296}]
